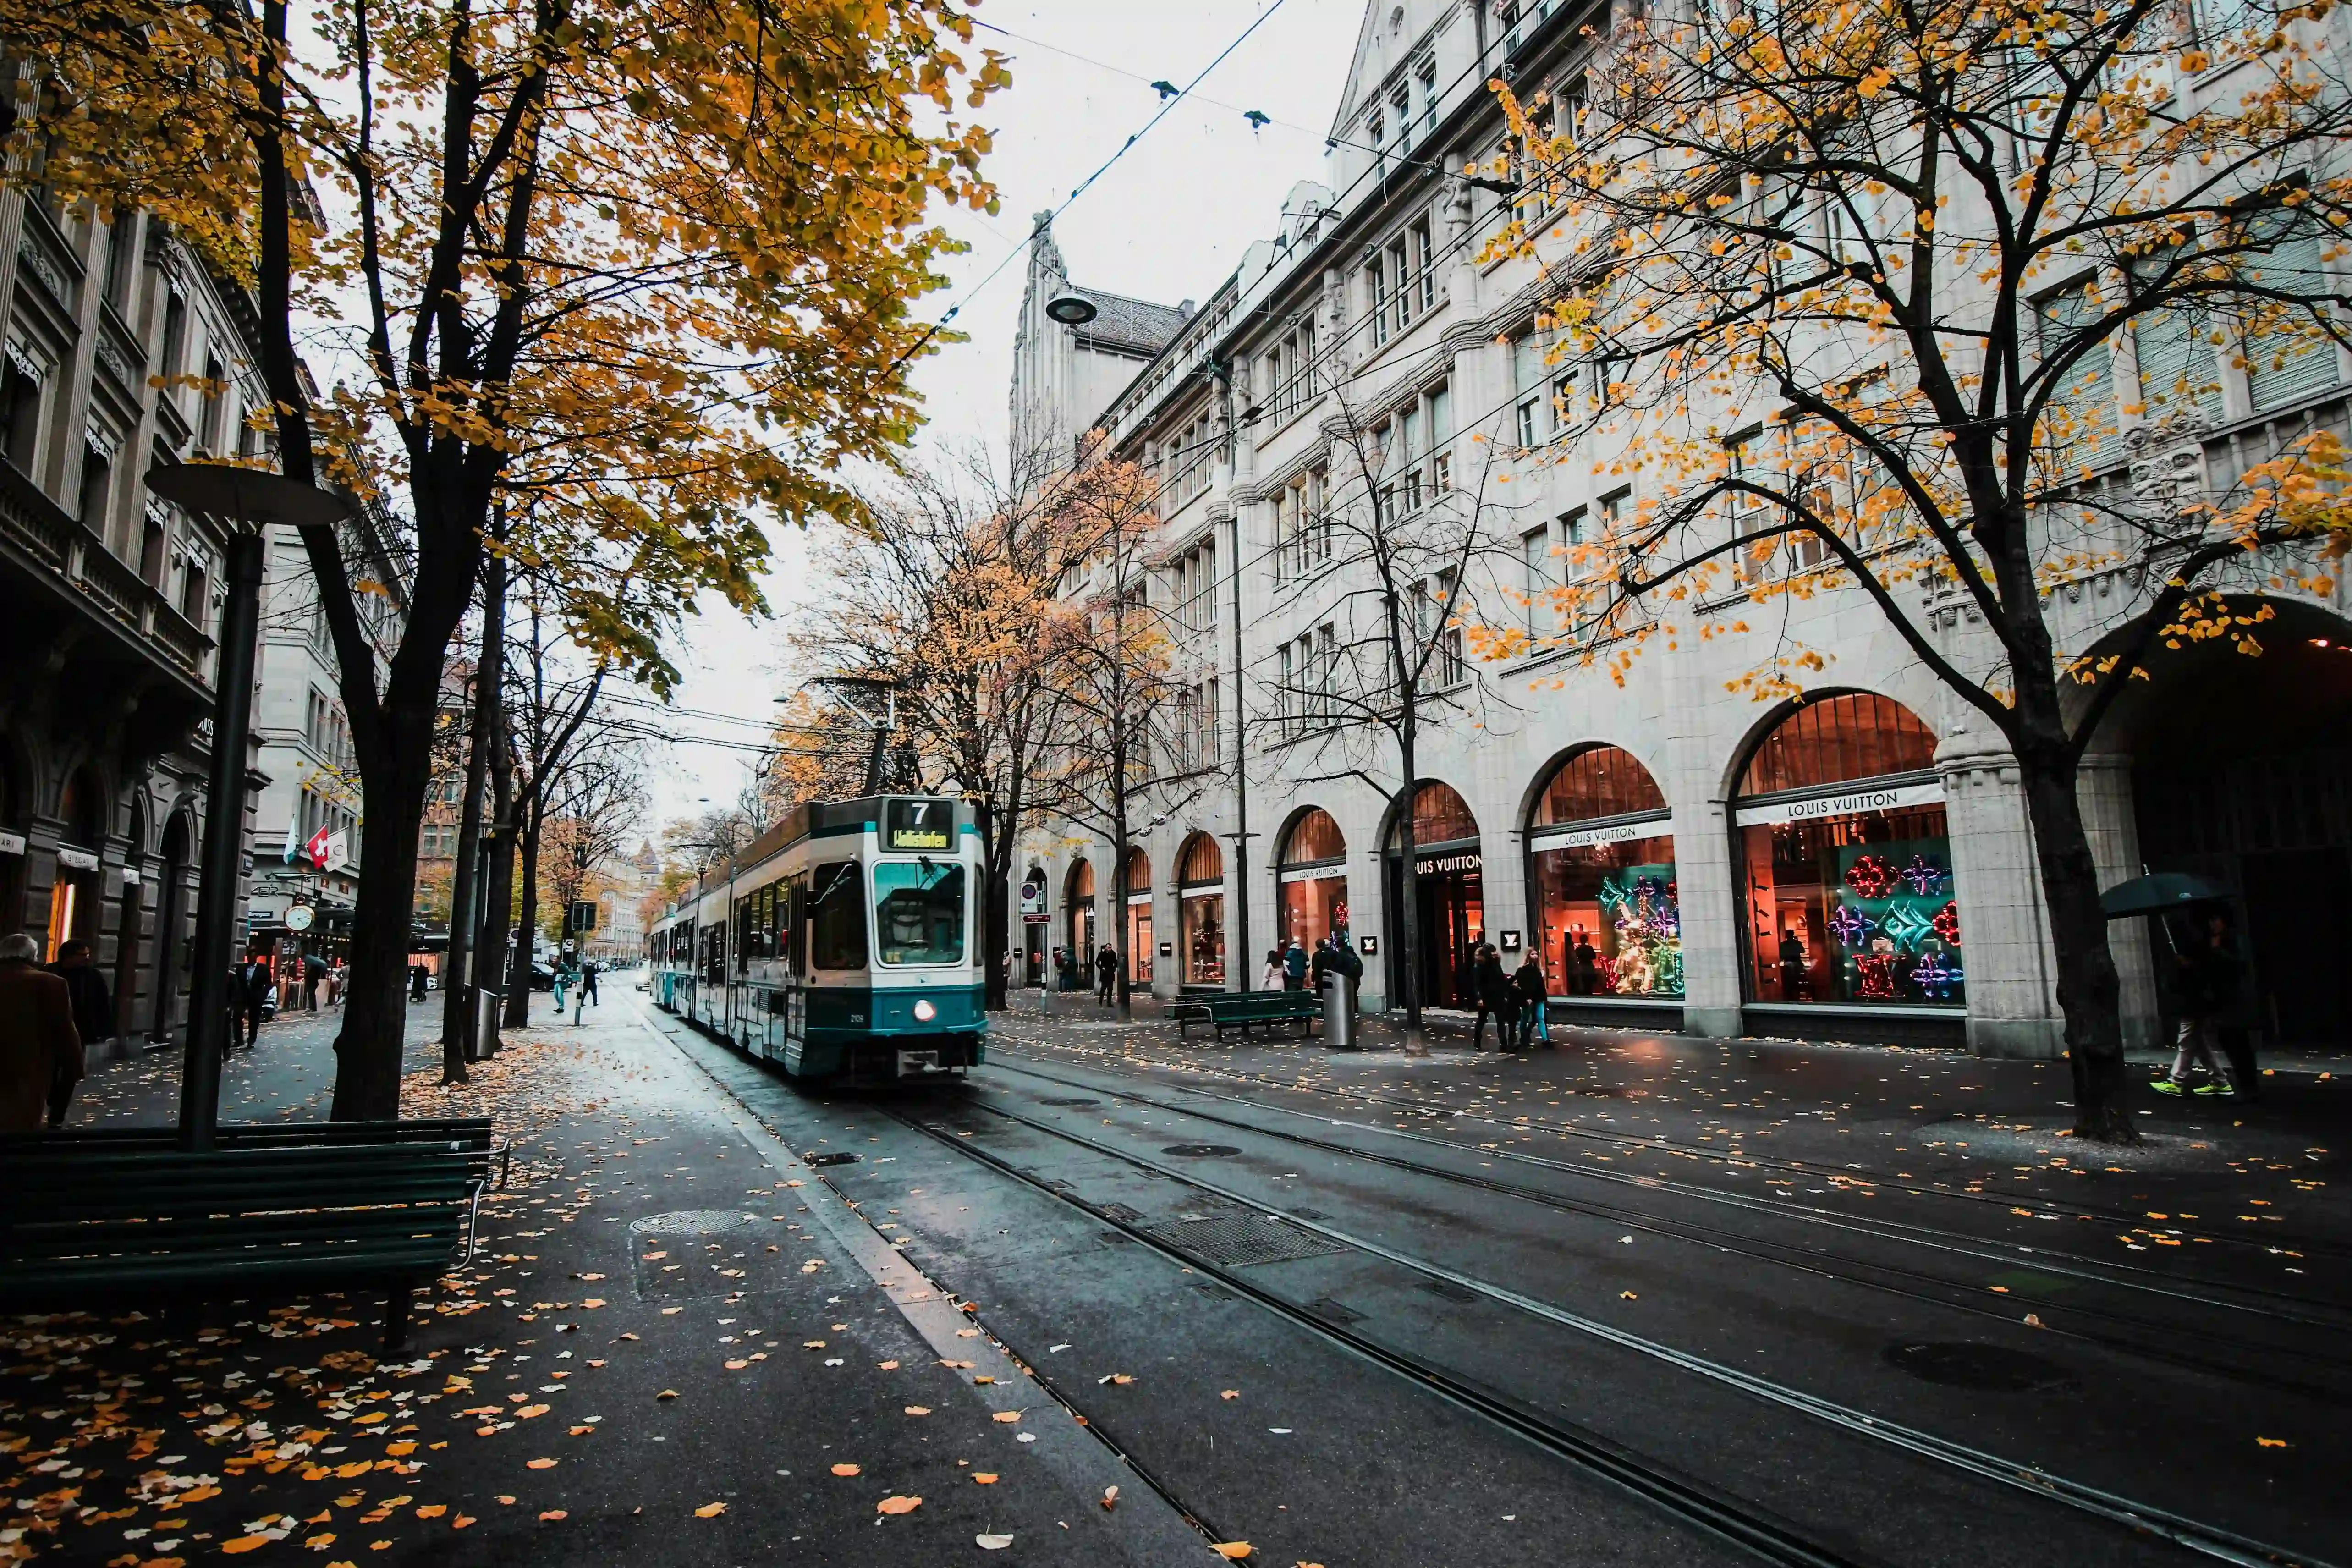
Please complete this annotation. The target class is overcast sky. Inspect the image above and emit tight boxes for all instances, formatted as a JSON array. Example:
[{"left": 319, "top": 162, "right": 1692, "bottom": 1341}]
[{"left": 642, "top": 0, "right": 1366, "bottom": 834}]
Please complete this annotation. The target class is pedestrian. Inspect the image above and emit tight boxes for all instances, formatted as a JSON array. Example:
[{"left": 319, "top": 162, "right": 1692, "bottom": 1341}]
[
  {"left": 304, "top": 952, "right": 328, "bottom": 1011},
  {"left": 1260, "top": 946, "right": 1286, "bottom": 991},
  {"left": 0, "top": 933, "right": 81, "bottom": 1132},
  {"left": 1513, "top": 952, "right": 1550, "bottom": 1051},
  {"left": 1282, "top": 939, "right": 1308, "bottom": 992},
  {"left": 235, "top": 949, "right": 273, "bottom": 1048},
  {"left": 2155, "top": 911, "right": 2242, "bottom": 1098},
  {"left": 328, "top": 959, "right": 346, "bottom": 1007},
  {"left": 407, "top": 962, "right": 429, "bottom": 1003},
  {"left": 1094, "top": 943, "right": 1118, "bottom": 1005},
  {"left": 582, "top": 959, "right": 600, "bottom": 1007},
  {"left": 52, "top": 937, "right": 115, "bottom": 1065},
  {"left": 1473, "top": 944, "right": 1511, "bottom": 1050},
  {"left": 554, "top": 954, "right": 577, "bottom": 1014},
  {"left": 1775, "top": 929, "right": 1807, "bottom": 1001},
  {"left": 1567, "top": 930, "right": 1598, "bottom": 997}
]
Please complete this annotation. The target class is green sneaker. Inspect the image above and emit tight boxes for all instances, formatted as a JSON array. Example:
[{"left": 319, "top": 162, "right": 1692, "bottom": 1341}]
[
  {"left": 2149, "top": 1078, "right": 2184, "bottom": 1096},
  {"left": 2191, "top": 1081, "right": 2235, "bottom": 1098}
]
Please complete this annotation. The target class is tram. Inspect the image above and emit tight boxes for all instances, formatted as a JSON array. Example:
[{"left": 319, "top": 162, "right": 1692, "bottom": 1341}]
[{"left": 646, "top": 794, "right": 985, "bottom": 1081}]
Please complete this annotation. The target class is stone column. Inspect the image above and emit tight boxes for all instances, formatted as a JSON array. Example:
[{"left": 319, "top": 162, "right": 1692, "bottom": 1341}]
[
  {"left": 1935, "top": 720, "right": 2066, "bottom": 1059},
  {"left": 2078, "top": 751, "right": 2161, "bottom": 1051}
]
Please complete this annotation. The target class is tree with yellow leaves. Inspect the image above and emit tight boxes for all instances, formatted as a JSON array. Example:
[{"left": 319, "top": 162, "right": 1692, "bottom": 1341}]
[
  {"left": 9, "top": 0, "right": 1005, "bottom": 1115},
  {"left": 1477, "top": 0, "right": 2351, "bottom": 1136}
]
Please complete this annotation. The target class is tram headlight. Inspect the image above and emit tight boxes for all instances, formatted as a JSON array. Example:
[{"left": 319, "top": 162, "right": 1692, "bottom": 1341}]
[{"left": 912, "top": 998, "right": 937, "bottom": 1023}]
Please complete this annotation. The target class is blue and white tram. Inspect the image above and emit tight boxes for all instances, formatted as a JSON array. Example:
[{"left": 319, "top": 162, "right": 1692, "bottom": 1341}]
[{"left": 646, "top": 794, "right": 985, "bottom": 1082}]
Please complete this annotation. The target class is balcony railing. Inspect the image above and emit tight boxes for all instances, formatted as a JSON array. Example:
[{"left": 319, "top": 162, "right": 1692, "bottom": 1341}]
[{"left": 0, "top": 459, "right": 215, "bottom": 688}]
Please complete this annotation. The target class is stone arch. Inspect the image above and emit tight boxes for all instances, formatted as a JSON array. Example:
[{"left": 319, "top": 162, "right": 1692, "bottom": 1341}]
[
  {"left": 1519, "top": 742, "right": 1671, "bottom": 833},
  {"left": 1377, "top": 778, "right": 1481, "bottom": 849},
  {"left": 1273, "top": 805, "right": 1346, "bottom": 867},
  {"left": 1723, "top": 689, "right": 1938, "bottom": 802}
]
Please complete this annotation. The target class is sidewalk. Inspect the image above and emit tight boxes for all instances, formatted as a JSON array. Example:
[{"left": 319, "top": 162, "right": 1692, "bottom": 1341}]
[{"left": 6, "top": 991, "right": 1180, "bottom": 1566}]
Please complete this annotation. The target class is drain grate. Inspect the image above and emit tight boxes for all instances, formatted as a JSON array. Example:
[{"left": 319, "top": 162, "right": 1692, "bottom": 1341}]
[
  {"left": 1140, "top": 1211, "right": 1350, "bottom": 1267},
  {"left": 629, "top": 1210, "right": 754, "bottom": 1236},
  {"left": 1884, "top": 1341, "right": 2077, "bottom": 1392},
  {"left": 1099, "top": 1202, "right": 1146, "bottom": 1224},
  {"left": 1161, "top": 1144, "right": 1243, "bottom": 1157}
]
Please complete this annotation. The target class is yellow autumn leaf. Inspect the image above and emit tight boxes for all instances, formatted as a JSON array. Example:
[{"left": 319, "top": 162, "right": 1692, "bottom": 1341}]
[
  {"left": 694, "top": 1502, "right": 727, "bottom": 1518},
  {"left": 527, "top": 1458, "right": 558, "bottom": 1469},
  {"left": 221, "top": 1538, "right": 270, "bottom": 1555},
  {"left": 830, "top": 1463, "right": 862, "bottom": 1477},
  {"left": 1212, "top": 1544, "right": 1253, "bottom": 1560},
  {"left": 991, "top": 1411, "right": 1022, "bottom": 1424},
  {"left": 876, "top": 1496, "right": 922, "bottom": 1515},
  {"left": 972, "top": 1473, "right": 999, "bottom": 1485}
]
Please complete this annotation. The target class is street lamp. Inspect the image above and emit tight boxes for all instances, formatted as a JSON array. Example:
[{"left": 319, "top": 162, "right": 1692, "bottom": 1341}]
[{"left": 145, "top": 463, "right": 353, "bottom": 1151}]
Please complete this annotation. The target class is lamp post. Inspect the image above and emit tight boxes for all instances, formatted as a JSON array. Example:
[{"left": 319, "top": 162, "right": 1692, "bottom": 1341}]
[{"left": 145, "top": 463, "right": 353, "bottom": 1151}]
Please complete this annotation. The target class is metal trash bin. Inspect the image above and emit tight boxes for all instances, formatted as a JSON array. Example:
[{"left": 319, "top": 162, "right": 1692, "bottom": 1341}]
[{"left": 1323, "top": 973, "right": 1357, "bottom": 1050}]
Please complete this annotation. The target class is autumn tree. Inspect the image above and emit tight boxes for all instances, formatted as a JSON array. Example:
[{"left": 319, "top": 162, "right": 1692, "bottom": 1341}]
[
  {"left": 1480, "top": 0, "right": 2352, "bottom": 1135},
  {"left": 537, "top": 749, "right": 647, "bottom": 948},
  {"left": 1033, "top": 455, "right": 1182, "bottom": 1023},
  {"left": 12, "top": 0, "right": 1006, "bottom": 1117},
  {"left": 796, "top": 440, "right": 1126, "bottom": 1007}
]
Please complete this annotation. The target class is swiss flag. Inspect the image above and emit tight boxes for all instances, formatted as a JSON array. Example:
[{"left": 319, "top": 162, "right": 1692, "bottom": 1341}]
[{"left": 304, "top": 824, "right": 333, "bottom": 868}]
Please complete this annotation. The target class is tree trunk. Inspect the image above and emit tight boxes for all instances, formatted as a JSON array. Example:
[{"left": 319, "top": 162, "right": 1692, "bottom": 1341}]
[
  {"left": 2015, "top": 744, "right": 2138, "bottom": 1142},
  {"left": 330, "top": 691, "right": 438, "bottom": 1119},
  {"left": 1110, "top": 808, "right": 1132, "bottom": 1025},
  {"left": 1394, "top": 722, "right": 1426, "bottom": 1056},
  {"left": 505, "top": 814, "right": 544, "bottom": 1029},
  {"left": 977, "top": 800, "right": 1009, "bottom": 1010},
  {"left": 441, "top": 555, "right": 505, "bottom": 1074},
  {"left": 478, "top": 727, "right": 517, "bottom": 1057}
]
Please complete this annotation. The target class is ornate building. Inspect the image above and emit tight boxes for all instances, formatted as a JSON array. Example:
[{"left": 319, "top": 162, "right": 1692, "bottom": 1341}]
[{"left": 1010, "top": 0, "right": 2352, "bottom": 1056}]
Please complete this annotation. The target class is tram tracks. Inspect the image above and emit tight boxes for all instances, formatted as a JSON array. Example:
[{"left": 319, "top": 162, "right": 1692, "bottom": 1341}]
[
  {"left": 987, "top": 1056, "right": 2352, "bottom": 1375},
  {"left": 1000, "top": 1033, "right": 2348, "bottom": 1263},
  {"left": 895, "top": 1090, "right": 2340, "bottom": 1568}
]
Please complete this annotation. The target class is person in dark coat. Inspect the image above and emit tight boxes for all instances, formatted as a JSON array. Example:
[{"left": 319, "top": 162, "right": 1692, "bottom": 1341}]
[
  {"left": 1, "top": 933, "right": 80, "bottom": 1131},
  {"left": 234, "top": 950, "right": 273, "bottom": 1049},
  {"left": 50, "top": 940, "right": 111, "bottom": 1123},
  {"left": 1472, "top": 944, "right": 1511, "bottom": 1050},
  {"left": 1094, "top": 943, "right": 1119, "bottom": 1005},
  {"left": 408, "top": 962, "right": 429, "bottom": 1002},
  {"left": 2157, "top": 911, "right": 2243, "bottom": 1098},
  {"left": 582, "top": 959, "right": 600, "bottom": 1007},
  {"left": 1513, "top": 953, "right": 1550, "bottom": 1051}
]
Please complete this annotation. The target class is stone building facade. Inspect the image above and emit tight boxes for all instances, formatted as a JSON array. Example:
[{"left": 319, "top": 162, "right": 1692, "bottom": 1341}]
[{"left": 1011, "top": 0, "right": 2352, "bottom": 1057}]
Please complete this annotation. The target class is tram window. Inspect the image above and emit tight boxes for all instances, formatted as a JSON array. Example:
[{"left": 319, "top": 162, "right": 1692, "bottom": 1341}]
[
  {"left": 809, "top": 862, "right": 868, "bottom": 970},
  {"left": 873, "top": 858, "right": 967, "bottom": 966}
]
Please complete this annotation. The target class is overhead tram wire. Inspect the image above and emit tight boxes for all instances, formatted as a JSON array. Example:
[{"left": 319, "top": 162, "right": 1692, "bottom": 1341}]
[{"left": 876, "top": 0, "right": 1303, "bottom": 385}]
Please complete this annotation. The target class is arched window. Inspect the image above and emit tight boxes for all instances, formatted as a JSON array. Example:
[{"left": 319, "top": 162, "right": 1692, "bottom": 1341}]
[
  {"left": 1733, "top": 694, "right": 1960, "bottom": 1010},
  {"left": 1121, "top": 847, "right": 1153, "bottom": 985},
  {"left": 1737, "top": 693, "right": 1935, "bottom": 796},
  {"left": 1177, "top": 832, "right": 1223, "bottom": 886},
  {"left": 1067, "top": 859, "right": 1094, "bottom": 900},
  {"left": 1063, "top": 859, "right": 1096, "bottom": 976},
  {"left": 1531, "top": 745, "right": 1666, "bottom": 827},
  {"left": 49, "top": 767, "right": 104, "bottom": 960},
  {"left": 1277, "top": 808, "right": 1345, "bottom": 865},
  {"left": 1277, "top": 809, "right": 1349, "bottom": 956},
  {"left": 1121, "top": 847, "right": 1152, "bottom": 896},
  {"left": 1387, "top": 781, "right": 1478, "bottom": 847},
  {"left": 1176, "top": 833, "right": 1225, "bottom": 986},
  {"left": 1526, "top": 746, "right": 1680, "bottom": 1000}
]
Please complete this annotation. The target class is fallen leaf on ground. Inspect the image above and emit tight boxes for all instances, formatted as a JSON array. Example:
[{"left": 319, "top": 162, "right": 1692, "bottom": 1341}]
[
  {"left": 586, "top": 1359, "right": 607, "bottom": 1367},
  {"left": 539, "top": 1511, "right": 567, "bottom": 1522},
  {"left": 2257, "top": 1437, "right": 2290, "bottom": 1448},
  {"left": 972, "top": 1474, "right": 998, "bottom": 1485},
  {"left": 1620, "top": 1292, "right": 1638, "bottom": 1301},
  {"left": 693, "top": 1502, "right": 726, "bottom": 1518},
  {"left": 830, "top": 1463, "right": 862, "bottom": 1477},
  {"left": 956, "top": 1328, "right": 980, "bottom": 1338},
  {"left": 724, "top": 1360, "right": 750, "bottom": 1370},
  {"left": 656, "top": 1390, "right": 680, "bottom": 1400},
  {"left": 1212, "top": 1544, "right": 1253, "bottom": 1560},
  {"left": 1220, "top": 1390, "right": 1240, "bottom": 1400},
  {"left": 1101, "top": 1485, "right": 1119, "bottom": 1510},
  {"left": 496, "top": 1496, "right": 517, "bottom": 1506},
  {"left": 973, "top": 1375, "right": 995, "bottom": 1385},
  {"left": 414, "top": 1506, "right": 445, "bottom": 1519},
  {"left": 517, "top": 1405, "right": 549, "bottom": 1419},
  {"left": 876, "top": 1496, "right": 922, "bottom": 1515},
  {"left": 991, "top": 1411, "right": 1022, "bottom": 1424},
  {"left": 904, "top": 1406, "right": 931, "bottom": 1417},
  {"left": 977, "top": 1533, "right": 1014, "bottom": 1550},
  {"left": 568, "top": 1426, "right": 594, "bottom": 1436},
  {"left": 661, "top": 1307, "right": 684, "bottom": 1315},
  {"left": 877, "top": 1359, "right": 900, "bottom": 1370},
  {"left": 221, "top": 1539, "right": 269, "bottom": 1555}
]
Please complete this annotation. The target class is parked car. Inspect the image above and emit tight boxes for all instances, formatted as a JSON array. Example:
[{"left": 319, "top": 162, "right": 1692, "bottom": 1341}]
[{"left": 530, "top": 960, "right": 556, "bottom": 992}]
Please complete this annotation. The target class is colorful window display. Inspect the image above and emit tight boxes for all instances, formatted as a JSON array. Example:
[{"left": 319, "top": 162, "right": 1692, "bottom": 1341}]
[
  {"left": 1177, "top": 833, "right": 1226, "bottom": 986},
  {"left": 1123, "top": 847, "right": 1153, "bottom": 984},
  {"left": 1733, "top": 695, "right": 1962, "bottom": 1007},
  {"left": 1278, "top": 809, "right": 1350, "bottom": 952},
  {"left": 1526, "top": 747, "right": 1681, "bottom": 999}
]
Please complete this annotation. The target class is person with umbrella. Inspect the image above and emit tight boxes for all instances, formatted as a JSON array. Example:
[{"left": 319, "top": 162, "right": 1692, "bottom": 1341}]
[{"left": 2155, "top": 910, "right": 2244, "bottom": 1099}]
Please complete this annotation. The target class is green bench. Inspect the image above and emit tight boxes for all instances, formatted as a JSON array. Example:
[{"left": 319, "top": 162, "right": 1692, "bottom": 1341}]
[
  {"left": 1173, "top": 990, "right": 1322, "bottom": 1040},
  {"left": 0, "top": 1119, "right": 504, "bottom": 1351}
]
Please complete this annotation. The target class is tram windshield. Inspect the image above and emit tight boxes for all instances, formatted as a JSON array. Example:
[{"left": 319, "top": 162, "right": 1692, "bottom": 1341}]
[{"left": 873, "top": 857, "right": 967, "bottom": 966}]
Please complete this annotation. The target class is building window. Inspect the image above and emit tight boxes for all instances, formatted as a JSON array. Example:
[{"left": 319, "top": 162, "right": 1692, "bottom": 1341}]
[
  {"left": 1122, "top": 847, "right": 1153, "bottom": 985},
  {"left": 77, "top": 441, "right": 114, "bottom": 532},
  {"left": 1522, "top": 525, "right": 1551, "bottom": 632},
  {"left": 1276, "top": 808, "right": 1349, "bottom": 956},
  {"left": 2, "top": 356, "right": 45, "bottom": 471},
  {"left": 1275, "top": 466, "right": 1329, "bottom": 581},
  {"left": 1528, "top": 746, "right": 1680, "bottom": 1000},
  {"left": 1733, "top": 694, "right": 1959, "bottom": 1008},
  {"left": 1176, "top": 832, "right": 1225, "bottom": 987}
]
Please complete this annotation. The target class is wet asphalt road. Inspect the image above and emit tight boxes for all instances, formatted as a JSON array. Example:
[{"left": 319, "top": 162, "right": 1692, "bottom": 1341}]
[{"left": 636, "top": 992, "right": 2351, "bottom": 1568}]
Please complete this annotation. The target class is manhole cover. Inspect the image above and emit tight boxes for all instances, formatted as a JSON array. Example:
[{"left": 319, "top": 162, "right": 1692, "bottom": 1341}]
[
  {"left": 1039, "top": 1097, "right": 1102, "bottom": 1108},
  {"left": 1884, "top": 1341, "right": 2077, "bottom": 1392},
  {"left": 629, "top": 1210, "right": 755, "bottom": 1237},
  {"left": 1161, "top": 1144, "right": 1242, "bottom": 1157},
  {"left": 1141, "top": 1212, "right": 1349, "bottom": 1267}
]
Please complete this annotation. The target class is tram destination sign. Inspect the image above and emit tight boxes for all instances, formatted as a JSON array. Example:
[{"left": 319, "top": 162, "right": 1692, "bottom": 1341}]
[
  {"left": 884, "top": 799, "right": 952, "bottom": 851},
  {"left": 1734, "top": 780, "right": 1943, "bottom": 828}
]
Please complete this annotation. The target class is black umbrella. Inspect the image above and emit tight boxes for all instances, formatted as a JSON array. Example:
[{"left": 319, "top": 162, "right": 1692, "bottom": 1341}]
[{"left": 2099, "top": 872, "right": 2231, "bottom": 919}]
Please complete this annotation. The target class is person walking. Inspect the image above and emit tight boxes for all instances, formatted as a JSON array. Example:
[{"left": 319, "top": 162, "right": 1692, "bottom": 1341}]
[
  {"left": 0, "top": 933, "right": 81, "bottom": 1132},
  {"left": 234, "top": 949, "right": 273, "bottom": 1050},
  {"left": 328, "top": 959, "right": 346, "bottom": 1007},
  {"left": 303, "top": 951, "right": 328, "bottom": 1012},
  {"left": 1260, "top": 946, "right": 1286, "bottom": 991},
  {"left": 407, "top": 962, "right": 429, "bottom": 1003},
  {"left": 1094, "top": 943, "right": 1118, "bottom": 1006},
  {"left": 1472, "top": 944, "right": 1511, "bottom": 1050},
  {"left": 554, "top": 954, "right": 578, "bottom": 1015},
  {"left": 1282, "top": 939, "right": 1308, "bottom": 992},
  {"left": 1513, "top": 952, "right": 1550, "bottom": 1051},
  {"left": 52, "top": 937, "right": 115, "bottom": 1066},
  {"left": 582, "top": 959, "right": 601, "bottom": 1007},
  {"left": 2155, "top": 911, "right": 2242, "bottom": 1098}
]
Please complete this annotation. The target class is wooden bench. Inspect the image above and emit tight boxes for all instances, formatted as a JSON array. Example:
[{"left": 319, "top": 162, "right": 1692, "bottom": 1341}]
[
  {"left": 1173, "top": 990, "right": 1322, "bottom": 1040},
  {"left": 0, "top": 1119, "right": 504, "bottom": 1351}
]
